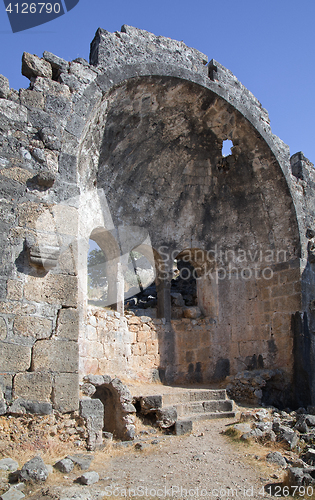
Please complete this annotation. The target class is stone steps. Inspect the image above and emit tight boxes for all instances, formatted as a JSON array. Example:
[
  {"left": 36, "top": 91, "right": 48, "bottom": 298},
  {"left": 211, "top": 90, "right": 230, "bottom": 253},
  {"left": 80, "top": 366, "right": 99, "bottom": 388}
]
[
  {"left": 130, "top": 385, "right": 236, "bottom": 435},
  {"left": 161, "top": 389, "right": 227, "bottom": 405},
  {"left": 173, "top": 398, "right": 234, "bottom": 417}
]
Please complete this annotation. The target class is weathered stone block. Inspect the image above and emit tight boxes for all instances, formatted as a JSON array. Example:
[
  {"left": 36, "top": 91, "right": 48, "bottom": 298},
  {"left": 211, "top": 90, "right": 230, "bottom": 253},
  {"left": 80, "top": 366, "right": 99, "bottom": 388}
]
[
  {"left": 127, "top": 316, "right": 141, "bottom": 325},
  {"left": 45, "top": 95, "right": 71, "bottom": 119},
  {"left": 28, "top": 243, "right": 60, "bottom": 269},
  {"left": 84, "top": 374, "right": 111, "bottom": 386},
  {"left": 43, "top": 51, "right": 69, "bottom": 75},
  {"left": 65, "top": 113, "right": 85, "bottom": 138},
  {"left": 69, "top": 62, "right": 97, "bottom": 84},
  {"left": 156, "top": 406, "right": 177, "bottom": 428},
  {"left": 0, "top": 100, "right": 27, "bottom": 123},
  {"left": 17, "top": 202, "right": 49, "bottom": 229},
  {"left": 146, "top": 340, "right": 158, "bottom": 355},
  {"left": 0, "top": 374, "right": 12, "bottom": 400},
  {"left": 24, "top": 274, "right": 78, "bottom": 307},
  {"left": 53, "top": 373, "right": 79, "bottom": 412},
  {"left": 39, "top": 126, "right": 61, "bottom": 151},
  {"left": 79, "top": 471, "right": 99, "bottom": 485},
  {"left": 28, "top": 108, "right": 55, "bottom": 131},
  {"left": 14, "top": 372, "right": 52, "bottom": 401},
  {"left": 0, "top": 398, "right": 7, "bottom": 415},
  {"left": 79, "top": 398, "right": 103, "bottom": 426},
  {"left": 66, "top": 454, "right": 94, "bottom": 471},
  {"left": 9, "top": 398, "right": 52, "bottom": 415},
  {"left": 33, "top": 76, "right": 71, "bottom": 97},
  {"left": 59, "top": 72, "right": 82, "bottom": 92},
  {"left": 7, "top": 280, "right": 23, "bottom": 301},
  {"left": 32, "top": 339, "right": 78, "bottom": 372},
  {"left": 183, "top": 307, "right": 202, "bottom": 319},
  {"left": 82, "top": 340, "right": 103, "bottom": 359},
  {"left": 54, "top": 458, "right": 74, "bottom": 473},
  {"left": 58, "top": 152, "right": 77, "bottom": 183},
  {"left": 79, "top": 398, "right": 104, "bottom": 450},
  {"left": 0, "top": 342, "right": 31, "bottom": 372},
  {"left": 266, "top": 451, "right": 287, "bottom": 467},
  {"left": 52, "top": 204, "right": 78, "bottom": 236},
  {"left": 81, "top": 383, "right": 96, "bottom": 397},
  {"left": 19, "top": 89, "right": 45, "bottom": 109},
  {"left": 13, "top": 316, "right": 52, "bottom": 340},
  {"left": 0, "top": 317, "right": 7, "bottom": 341},
  {"left": 19, "top": 455, "right": 49, "bottom": 482},
  {"left": 22, "top": 52, "right": 52, "bottom": 80},
  {"left": 56, "top": 307, "right": 79, "bottom": 340},
  {"left": 131, "top": 343, "right": 146, "bottom": 355},
  {"left": 0, "top": 74, "right": 10, "bottom": 99},
  {"left": 86, "top": 325, "right": 97, "bottom": 341},
  {"left": 175, "top": 420, "right": 193, "bottom": 435},
  {"left": 136, "top": 330, "right": 149, "bottom": 343},
  {"left": 0, "top": 458, "right": 19, "bottom": 471},
  {"left": 1, "top": 167, "right": 32, "bottom": 184},
  {"left": 0, "top": 486, "right": 25, "bottom": 499},
  {"left": 140, "top": 395, "right": 162, "bottom": 412}
]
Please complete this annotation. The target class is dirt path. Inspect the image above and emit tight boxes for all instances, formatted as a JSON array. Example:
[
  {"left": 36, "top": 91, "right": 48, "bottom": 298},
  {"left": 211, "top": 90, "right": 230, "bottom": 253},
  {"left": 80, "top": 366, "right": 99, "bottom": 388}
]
[{"left": 27, "top": 417, "right": 284, "bottom": 500}]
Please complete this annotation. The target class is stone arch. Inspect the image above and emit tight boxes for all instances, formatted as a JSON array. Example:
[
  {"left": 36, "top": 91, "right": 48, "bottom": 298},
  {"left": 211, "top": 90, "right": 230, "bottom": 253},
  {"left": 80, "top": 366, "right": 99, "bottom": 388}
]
[
  {"left": 67, "top": 29, "right": 304, "bottom": 386},
  {"left": 77, "top": 68, "right": 301, "bottom": 383},
  {"left": 82, "top": 375, "right": 136, "bottom": 442}
]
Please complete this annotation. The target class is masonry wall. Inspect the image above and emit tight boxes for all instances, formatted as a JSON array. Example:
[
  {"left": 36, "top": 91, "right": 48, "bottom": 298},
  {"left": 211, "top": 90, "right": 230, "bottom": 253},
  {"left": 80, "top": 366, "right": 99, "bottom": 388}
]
[
  {"left": 173, "top": 262, "right": 301, "bottom": 383},
  {"left": 0, "top": 24, "right": 313, "bottom": 412},
  {"left": 80, "top": 307, "right": 160, "bottom": 381}
]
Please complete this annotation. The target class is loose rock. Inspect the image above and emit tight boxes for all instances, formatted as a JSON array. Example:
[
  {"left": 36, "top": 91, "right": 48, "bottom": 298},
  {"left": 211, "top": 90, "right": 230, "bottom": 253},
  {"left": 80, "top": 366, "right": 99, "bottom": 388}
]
[
  {"left": 19, "top": 456, "right": 48, "bottom": 483},
  {"left": 79, "top": 471, "right": 99, "bottom": 485}
]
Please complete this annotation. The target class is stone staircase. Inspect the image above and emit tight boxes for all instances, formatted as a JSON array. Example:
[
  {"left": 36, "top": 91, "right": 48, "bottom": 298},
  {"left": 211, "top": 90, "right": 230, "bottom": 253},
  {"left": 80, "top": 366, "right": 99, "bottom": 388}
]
[
  {"left": 162, "top": 388, "right": 235, "bottom": 423},
  {"left": 130, "top": 385, "right": 235, "bottom": 434}
]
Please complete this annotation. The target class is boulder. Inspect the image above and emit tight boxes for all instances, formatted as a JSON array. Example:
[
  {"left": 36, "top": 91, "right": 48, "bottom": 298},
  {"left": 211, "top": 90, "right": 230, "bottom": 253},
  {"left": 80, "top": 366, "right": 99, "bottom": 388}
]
[
  {"left": 19, "top": 456, "right": 48, "bottom": 483},
  {"left": 66, "top": 454, "right": 94, "bottom": 471},
  {"left": 156, "top": 407, "right": 177, "bottom": 428},
  {"left": 79, "top": 471, "right": 99, "bottom": 485},
  {"left": 266, "top": 451, "right": 287, "bottom": 467},
  {"left": 54, "top": 458, "right": 74, "bottom": 473}
]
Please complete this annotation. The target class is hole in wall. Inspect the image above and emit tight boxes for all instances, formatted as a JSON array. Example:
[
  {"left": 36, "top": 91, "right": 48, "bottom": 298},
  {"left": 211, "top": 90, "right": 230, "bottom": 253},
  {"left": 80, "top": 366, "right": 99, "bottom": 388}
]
[
  {"left": 171, "top": 259, "right": 197, "bottom": 308},
  {"left": 222, "top": 139, "right": 233, "bottom": 157}
]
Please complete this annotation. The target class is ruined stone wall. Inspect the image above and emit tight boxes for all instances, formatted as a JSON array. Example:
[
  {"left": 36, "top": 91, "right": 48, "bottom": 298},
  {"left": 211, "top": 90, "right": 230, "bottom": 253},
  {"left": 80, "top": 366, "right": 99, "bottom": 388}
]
[
  {"left": 0, "top": 57, "right": 84, "bottom": 414},
  {"left": 173, "top": 262, "right": 301, "bottom": 384},
  {"left": 0, "top": 24, "right": 313, "bottom": 412},
  {"left": 80, "top": 307, "right": 160, "bottom": 381}
]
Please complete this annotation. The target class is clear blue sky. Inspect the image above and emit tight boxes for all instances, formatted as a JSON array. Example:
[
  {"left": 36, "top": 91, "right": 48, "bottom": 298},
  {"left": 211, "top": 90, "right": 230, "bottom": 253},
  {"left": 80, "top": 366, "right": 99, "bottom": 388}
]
[{"left": 0, "top": 0, "right": 314, "bottom": 162}]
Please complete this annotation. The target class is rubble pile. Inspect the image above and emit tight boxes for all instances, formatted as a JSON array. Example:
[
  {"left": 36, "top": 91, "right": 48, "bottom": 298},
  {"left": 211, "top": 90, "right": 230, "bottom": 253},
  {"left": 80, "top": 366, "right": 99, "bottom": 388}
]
[
  {"left": 230, "top": 406, "right": 315, "bottom": 487},
  {"left": 226, "top": 369, "right": 291, "bottom": 407}
]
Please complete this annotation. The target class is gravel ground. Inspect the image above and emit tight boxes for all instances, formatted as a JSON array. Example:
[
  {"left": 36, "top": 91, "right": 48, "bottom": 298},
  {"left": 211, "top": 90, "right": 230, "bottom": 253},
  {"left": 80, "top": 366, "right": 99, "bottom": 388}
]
[{"left": 25, "top": 417, "right": 286, "bottom": 500}]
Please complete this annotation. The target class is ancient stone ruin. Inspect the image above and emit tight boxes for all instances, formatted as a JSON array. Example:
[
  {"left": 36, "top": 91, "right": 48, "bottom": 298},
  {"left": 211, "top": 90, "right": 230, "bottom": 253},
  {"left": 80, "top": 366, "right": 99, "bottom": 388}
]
[{"left": 0, "top": 25, "right": 315, "bottom": 445}]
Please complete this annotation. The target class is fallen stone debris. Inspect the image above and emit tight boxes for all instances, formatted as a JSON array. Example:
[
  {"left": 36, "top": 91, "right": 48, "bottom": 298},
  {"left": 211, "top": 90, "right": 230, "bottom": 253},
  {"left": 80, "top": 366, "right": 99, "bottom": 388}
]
[{"left": 226, "top": 405, "right": 315, "bottom": 490}]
